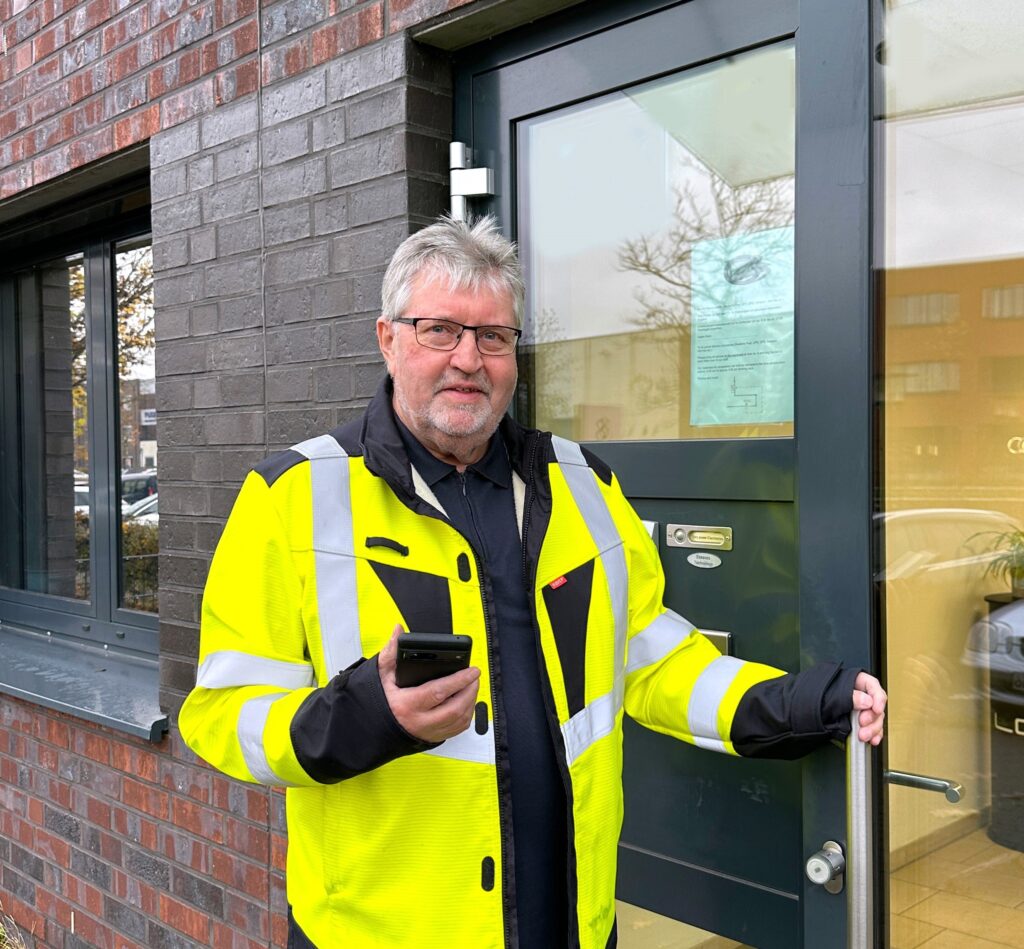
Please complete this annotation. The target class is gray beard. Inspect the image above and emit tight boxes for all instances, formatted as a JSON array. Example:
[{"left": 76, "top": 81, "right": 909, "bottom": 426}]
[{"left": 394, "top": 388, "right": 503, "bottom": 465}]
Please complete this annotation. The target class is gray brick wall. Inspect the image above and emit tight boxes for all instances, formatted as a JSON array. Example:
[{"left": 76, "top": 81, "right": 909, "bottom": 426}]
[{"left": 152, "top": 32, "right": 452, "bottom": 714}]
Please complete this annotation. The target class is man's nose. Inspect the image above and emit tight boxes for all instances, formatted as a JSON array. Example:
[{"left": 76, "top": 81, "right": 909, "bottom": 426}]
[{"left": 449, "top": 328, "right": 484, "bottom": 370}]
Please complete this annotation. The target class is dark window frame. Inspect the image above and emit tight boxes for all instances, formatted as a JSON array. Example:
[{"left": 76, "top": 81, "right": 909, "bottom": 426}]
[{"left": 0, "top": 180, "right": 157, "bottom": 657}]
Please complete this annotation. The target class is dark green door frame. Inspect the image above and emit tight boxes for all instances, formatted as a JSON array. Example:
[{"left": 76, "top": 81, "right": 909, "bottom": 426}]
[{"left": 794, "top": 3, "right": 878, "bottom": 946}]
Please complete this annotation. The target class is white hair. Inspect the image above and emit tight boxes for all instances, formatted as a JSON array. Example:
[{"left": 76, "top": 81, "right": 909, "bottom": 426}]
[{"left": 381, "top": 215, "right": 525, "bottom": 327}]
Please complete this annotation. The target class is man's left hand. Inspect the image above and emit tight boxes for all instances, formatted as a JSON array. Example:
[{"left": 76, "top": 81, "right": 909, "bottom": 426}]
[{"left": 852, "top": 672, "right": 886, "bottom": 745}]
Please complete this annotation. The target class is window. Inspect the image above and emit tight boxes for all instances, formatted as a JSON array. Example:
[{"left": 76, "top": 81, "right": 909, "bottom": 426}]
[
  {"left": 887, "top": 292, "right": 959, "bottom": 326},
  {"left": 518, "top": 42, "right": 796, "bottom": 441},
  {"left": 889, "top": 361, "right": 961, "bottom": 395},
  {"left": 983, "top": 284, "right": 1024, "bottom": 319},
  {"left": 0, "top": 196, "right": 157, "bottom": 653}
]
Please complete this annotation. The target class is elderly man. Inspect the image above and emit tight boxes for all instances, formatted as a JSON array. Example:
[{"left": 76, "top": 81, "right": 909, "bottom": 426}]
[{"left": 180, "top": 216, "right": 885, "bottom": 949}]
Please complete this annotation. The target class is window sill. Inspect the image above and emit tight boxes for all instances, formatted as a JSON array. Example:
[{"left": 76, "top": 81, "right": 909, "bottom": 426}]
[{"left": 0, "top": 624, "right": 167, "bottom": 741}]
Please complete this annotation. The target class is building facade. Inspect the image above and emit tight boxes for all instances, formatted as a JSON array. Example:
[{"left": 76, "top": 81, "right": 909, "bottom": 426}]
[{"left": 1, "top": 1, "right": 1023, "bottom": 947}]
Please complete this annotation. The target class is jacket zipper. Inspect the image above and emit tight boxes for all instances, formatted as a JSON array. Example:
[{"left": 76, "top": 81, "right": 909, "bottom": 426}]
[
  {"left": 520, "top": 436, "right": 581, "bottom": 947},
  {"left": 457, "top": 471, "right": 516, "bottom": 949}
]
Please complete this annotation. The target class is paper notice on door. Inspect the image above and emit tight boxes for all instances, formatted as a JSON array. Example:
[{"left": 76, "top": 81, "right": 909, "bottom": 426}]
[{"left": 690, "top": 226, "right": 794, "bottom": 426}]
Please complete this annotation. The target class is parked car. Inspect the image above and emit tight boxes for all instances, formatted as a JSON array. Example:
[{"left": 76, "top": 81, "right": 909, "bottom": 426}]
[
  {"left": 125, "top": 493, "right": 158, "bottom": 524},
  {"left": 121, "top": 470, "right": 158, "bottom": 506}
]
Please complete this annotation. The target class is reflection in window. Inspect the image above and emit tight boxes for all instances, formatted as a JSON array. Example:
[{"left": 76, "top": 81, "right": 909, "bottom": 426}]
[
  {"left": 71, "top": 260, "right": 89, "bottom": 600},
  {"left": 888, "top": 292, "right": 959, "bottom": 326},
  {"left": 987, "top": 355, "right": 1024, "bottom": 394},
  {"left": 519, "top": 43, "right": 795, "bottom": 441},
  {"left": 893, "top": 361, "right": 961, "bottom": 395},
  {"left": 0, "top": 256, "right": 91, "bottom": 601},
  {"left": 982, "top": 285, "right": 1024, "bottom": 320},
  {"left": 115, "top": 241, "right": 158, "bottom": 614},
  {"left": 880, "top": 2, "right": 1024, "bottom": 939}
]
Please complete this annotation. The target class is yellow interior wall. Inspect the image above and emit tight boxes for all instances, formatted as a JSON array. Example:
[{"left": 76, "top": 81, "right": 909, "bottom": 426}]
[{"left": 883, "top": 258, "right": 1024, "bottom": 858}]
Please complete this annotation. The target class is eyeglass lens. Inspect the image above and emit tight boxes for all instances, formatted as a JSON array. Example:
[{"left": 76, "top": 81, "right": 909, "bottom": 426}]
[{"left": 415, "top": 319, "right": 518, "bottom": 355}]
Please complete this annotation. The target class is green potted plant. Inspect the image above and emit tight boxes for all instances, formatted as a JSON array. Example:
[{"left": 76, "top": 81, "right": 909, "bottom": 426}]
[{"left": 983, "top": 528, "right": 1024, "bottom": 598}]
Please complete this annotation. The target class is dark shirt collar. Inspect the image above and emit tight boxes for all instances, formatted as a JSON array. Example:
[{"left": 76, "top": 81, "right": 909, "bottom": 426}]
[{"left": 394, "top": 413, "right": 511, "bottom": 489}]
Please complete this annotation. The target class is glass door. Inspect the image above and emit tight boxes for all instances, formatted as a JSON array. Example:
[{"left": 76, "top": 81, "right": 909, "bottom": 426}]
[
  {"left": 520, "top": 41, "right": 794, "bottom": 949},
  {"left": 458, "top": 1, "right": 875, "bottom": 946},
  {"left": 878, "top": 4, "right": 1024, "bottom": 947},
  {"left": 518, "top": 44, "right": 795, "bottom": 444}
]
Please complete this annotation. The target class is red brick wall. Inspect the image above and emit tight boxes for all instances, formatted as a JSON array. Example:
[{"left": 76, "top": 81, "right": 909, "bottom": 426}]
[
  {"left": 0, "top": 0, "right": 473, "bottom": 202},
  {"left": 0, "top": 696, "right": 287, "bottom": 948}
]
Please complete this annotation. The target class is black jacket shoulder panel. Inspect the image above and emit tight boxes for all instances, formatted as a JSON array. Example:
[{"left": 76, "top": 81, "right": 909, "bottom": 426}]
[
  {"left": 254, "top": 449, "right": 308, "bottom": 488},
  {"left": 579, "top": 445, "right": 613, "bottom": 486}
]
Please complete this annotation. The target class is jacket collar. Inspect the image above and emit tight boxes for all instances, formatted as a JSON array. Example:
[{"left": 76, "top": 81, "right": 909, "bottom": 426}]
[{"left": 394, "top": 413, "right": 512, "bottom": 489}]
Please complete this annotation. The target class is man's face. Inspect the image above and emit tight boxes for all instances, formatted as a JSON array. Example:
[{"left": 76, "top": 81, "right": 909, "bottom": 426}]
[{"left": 377, "top": 271, "right": 519, "bottom": 466}]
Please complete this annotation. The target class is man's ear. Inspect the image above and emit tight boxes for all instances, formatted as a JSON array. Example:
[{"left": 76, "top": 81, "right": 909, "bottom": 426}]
[{"left": 377, "top": 316, "right": 396, "bottom": 373}]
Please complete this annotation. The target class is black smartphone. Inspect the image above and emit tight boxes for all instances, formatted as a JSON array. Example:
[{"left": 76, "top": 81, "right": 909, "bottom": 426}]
[{"left": 395, "top": 633, "right": 473, "bottom": 688}]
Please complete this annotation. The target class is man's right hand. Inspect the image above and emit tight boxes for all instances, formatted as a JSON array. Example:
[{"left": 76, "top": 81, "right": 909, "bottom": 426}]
[{"left": 378, "top": 626, "right": 481, "bottom": 743}]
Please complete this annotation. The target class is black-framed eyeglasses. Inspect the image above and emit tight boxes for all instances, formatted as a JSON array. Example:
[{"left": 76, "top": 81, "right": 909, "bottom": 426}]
[{"left": 393, "top": 317, "right": 522, "bottom": 356}]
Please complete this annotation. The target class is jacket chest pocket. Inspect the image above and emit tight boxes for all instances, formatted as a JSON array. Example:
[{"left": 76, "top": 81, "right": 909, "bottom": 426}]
[{"left": 540, "top": 542, "right": 626, "bottom": 720}]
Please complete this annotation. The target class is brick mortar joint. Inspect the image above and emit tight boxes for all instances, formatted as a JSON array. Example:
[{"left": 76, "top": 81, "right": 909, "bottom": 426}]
[
  {"left": 1, "top": 4, "right": 259, "bottom": 135},
  {"left": 1, "top": 5, "right": 451, "bottom": 193},
  {"left": 8, "top": 5, "right": 259, "bottom": 84}
]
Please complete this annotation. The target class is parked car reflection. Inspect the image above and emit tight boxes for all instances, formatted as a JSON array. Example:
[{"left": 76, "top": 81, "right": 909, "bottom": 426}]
[
  {"left": 964, "top": 597, "right": 1024, "bottom": 706},
  {"left": 881, "top": 505, "right": 1023, "bottom": 850},
  {"left": 877, "top": 507, "right": 1023, "bottom": 581}
]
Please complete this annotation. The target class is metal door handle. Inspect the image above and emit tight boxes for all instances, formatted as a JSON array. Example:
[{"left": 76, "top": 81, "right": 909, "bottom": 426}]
[
  {"left": 884, "top": 770, "right": 963, "bottom": 804},
  {"left": 847, "top": 711, "right": 874, "bottom": 949}
]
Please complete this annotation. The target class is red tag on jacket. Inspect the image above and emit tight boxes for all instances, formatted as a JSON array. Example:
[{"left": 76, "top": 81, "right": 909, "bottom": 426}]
[{"left": 549, "top": 576, "right": 568, "bottom": 590}]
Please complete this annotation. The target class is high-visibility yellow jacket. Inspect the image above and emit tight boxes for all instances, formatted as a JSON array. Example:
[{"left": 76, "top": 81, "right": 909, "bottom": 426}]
[{"left": 180, "top": 381, "right": 858, "bottom": 949}]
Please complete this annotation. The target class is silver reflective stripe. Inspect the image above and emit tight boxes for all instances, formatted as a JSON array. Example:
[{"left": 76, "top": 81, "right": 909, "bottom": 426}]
[
  {"left": 602, "top": 543, "right": 628, "bottom": 677},
  {"left": 196, "top": 652, "right": 315, "bottom": 690},
  {"left": 293, "top": 433, "right": 347, "bottom": 460},
  {"left": 237, "top": 692, "right": 294, "bottom": 786},
  {"left": 292, "top": 434, "right": 362, "bottom": 679},
  {"left": 626, "top": 609, "right": 696, "bottom": 675},
  {"left": 692, "top": 735, "right": 730, "bottom": 754},
  {"left": 687, "top": 655, "right": 745, "bottom": 743},
  {"left": 561, "top": 690, "right": 621, "bottom": 767},
  {"left": 423, "top": 727, "right": 495, "bottom": 765},
  {"left": 550, "top": 435, "right": 629, "bottom": 671},
  {"left": 551, "top": 437, "right": 620, "bottom": 551}
]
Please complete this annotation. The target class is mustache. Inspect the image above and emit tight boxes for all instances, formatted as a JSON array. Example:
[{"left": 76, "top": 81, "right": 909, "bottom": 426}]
[{"left": 434, "top": 372, "right": 492, "bottom": 395}]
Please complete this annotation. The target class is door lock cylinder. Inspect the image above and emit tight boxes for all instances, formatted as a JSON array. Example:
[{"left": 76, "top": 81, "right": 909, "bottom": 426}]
[{"left": 805, "top": 840, "right": 845, "bottom": 894}]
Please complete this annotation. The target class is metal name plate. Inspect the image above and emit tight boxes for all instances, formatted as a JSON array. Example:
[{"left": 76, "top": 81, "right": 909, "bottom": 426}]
[
  {"left": 667, "top": 524, "right": 733, "bottom": 551},
  {"left": 687, "top": 552, "right": 722, "bottom": 569}
]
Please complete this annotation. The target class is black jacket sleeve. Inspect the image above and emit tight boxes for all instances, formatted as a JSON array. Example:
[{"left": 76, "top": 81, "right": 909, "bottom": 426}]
[
  {"left": 289, "top": 655, "right": 439, "bottom": 783},
  {"left": 731, "top": 662, "right": 862, "bottom": 759}
]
